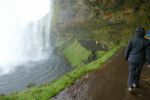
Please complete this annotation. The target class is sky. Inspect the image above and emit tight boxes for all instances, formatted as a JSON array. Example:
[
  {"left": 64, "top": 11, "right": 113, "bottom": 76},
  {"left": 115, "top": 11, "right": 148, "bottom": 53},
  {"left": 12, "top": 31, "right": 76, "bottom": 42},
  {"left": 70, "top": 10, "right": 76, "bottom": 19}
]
[{"left": 0, "top": 0, "right": 50, "bottom": 25}]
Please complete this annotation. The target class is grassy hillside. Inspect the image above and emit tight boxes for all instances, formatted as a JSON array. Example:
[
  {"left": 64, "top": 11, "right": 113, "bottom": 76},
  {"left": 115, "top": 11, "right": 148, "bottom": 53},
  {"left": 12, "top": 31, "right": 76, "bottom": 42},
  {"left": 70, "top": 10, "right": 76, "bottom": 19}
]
[{"left": 63, "top": 40, "right": 91, "bottom": 67}]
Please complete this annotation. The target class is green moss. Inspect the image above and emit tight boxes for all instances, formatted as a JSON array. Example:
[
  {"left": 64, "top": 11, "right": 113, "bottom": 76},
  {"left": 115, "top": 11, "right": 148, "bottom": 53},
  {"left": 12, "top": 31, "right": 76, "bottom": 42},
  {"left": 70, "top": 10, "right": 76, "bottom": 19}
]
[
  {"left": 63, "top": 40, "right": 91, "bottom": 67},
  {"left": 0, "top": 45, "right": 121, "bottom": 100},
  {"left": 97, "top": 51, "right": 106, "bottom": 58}
]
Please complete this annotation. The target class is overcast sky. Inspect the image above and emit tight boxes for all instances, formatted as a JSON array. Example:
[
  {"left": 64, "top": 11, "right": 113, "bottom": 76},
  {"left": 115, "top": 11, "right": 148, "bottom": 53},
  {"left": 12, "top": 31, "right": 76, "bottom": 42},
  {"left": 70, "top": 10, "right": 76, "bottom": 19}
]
[{"left": 0, "top": 0, "right": 50, "bottom": 25}]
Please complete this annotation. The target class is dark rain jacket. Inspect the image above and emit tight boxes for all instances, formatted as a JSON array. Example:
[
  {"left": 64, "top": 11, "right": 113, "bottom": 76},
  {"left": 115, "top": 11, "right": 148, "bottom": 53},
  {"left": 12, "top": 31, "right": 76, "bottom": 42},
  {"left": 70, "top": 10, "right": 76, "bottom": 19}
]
[{"left": 125, "top": 31, "right": 150, "bottom": 65}]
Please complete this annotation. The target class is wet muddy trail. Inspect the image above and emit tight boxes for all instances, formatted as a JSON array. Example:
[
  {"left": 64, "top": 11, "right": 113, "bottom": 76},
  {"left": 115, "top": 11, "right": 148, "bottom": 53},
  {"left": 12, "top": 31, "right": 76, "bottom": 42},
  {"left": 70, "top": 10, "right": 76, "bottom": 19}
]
[{"left": 52, "top": 48, "right": 150, "bottom": 100}]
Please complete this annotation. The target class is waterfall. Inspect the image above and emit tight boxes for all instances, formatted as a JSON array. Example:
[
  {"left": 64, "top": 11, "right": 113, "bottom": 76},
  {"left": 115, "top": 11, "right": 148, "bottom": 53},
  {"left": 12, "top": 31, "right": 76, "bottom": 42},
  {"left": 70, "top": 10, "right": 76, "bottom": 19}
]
[{"left": 0, "top": 0, "right": 53, "bottom": 75}]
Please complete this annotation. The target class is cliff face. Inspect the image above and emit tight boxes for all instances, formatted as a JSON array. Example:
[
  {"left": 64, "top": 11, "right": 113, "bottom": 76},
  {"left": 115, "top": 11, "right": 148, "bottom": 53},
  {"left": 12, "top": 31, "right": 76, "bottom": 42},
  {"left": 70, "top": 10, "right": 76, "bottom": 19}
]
[
  {"left": 52, "top": 0, "right": 125, "bottom": 27},
  {"left": 52, "top": 0, "right": 93, "bottom": 27},
  {"left": 49, "top": 0, "right": 150, "bottom": 49},
  {"left": 52, "top": 0, "right": 150, "bottom": 27}
]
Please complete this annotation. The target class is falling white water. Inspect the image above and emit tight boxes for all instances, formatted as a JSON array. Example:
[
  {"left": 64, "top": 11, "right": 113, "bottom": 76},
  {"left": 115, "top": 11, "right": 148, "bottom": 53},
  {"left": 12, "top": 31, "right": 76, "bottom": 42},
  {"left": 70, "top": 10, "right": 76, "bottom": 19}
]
[{"left": 0, "top": 0, "right": 53, "bottom": 75}]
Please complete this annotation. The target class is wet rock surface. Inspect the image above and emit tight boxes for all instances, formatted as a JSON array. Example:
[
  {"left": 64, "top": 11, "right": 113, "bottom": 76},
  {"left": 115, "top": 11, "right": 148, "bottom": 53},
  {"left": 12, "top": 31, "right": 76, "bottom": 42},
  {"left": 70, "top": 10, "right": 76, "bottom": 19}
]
[
  {"left": 79, "top": 39, "right": 107, "bottom": 51},
  {"left": 52, "top": 48, "right": 150, "bottom": 100}
]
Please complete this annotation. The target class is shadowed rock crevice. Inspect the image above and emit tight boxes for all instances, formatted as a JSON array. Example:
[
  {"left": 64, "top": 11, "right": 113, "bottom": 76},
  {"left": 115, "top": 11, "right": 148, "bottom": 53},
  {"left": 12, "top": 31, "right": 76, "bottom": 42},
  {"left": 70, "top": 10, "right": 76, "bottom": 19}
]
[{"left": 79, "top": 39, "right": 108, "bottom": 63}]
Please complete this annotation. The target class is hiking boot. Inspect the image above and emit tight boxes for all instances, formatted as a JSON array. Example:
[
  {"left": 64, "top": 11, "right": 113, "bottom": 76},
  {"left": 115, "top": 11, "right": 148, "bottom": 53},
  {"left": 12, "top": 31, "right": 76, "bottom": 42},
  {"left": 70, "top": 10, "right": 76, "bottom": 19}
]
[
  {"left": 133, "top": 83, "right": 137, "bottom": 88},
  {"left": 128, "top": 87, "right": 133, "bottom": 93}
]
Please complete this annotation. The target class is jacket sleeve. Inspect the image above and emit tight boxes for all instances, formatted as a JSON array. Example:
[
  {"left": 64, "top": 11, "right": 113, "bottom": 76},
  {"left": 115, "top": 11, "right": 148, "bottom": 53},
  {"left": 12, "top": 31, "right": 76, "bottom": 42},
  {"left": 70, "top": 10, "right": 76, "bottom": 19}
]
[
  {"left": 125, "top": 41, "right": 132, "bottom": 61},
  {"left": 146, "top": 42, "right": 150, "bottom": 64}
]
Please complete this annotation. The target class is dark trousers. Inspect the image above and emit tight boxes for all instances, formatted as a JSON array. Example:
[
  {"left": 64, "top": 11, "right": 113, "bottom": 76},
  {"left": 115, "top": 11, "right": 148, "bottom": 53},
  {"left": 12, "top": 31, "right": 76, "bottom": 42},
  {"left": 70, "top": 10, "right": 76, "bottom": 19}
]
[{"left": 128, "top": 63, "right": 143, "bottom": 88}]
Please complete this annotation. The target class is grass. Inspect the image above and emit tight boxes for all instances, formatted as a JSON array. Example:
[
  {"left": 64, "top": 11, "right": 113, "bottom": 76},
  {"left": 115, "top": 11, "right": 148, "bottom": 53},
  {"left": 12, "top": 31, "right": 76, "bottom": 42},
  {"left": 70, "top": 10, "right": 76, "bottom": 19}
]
[
  {"left": 63, "top": 40, "right": 91, "bottom": 67},
  {"left": 0, "top": 45, "right": 121, "bottom": 100},
  {"left": 97, "top": 51, "right": 106, "bottom": 58}
]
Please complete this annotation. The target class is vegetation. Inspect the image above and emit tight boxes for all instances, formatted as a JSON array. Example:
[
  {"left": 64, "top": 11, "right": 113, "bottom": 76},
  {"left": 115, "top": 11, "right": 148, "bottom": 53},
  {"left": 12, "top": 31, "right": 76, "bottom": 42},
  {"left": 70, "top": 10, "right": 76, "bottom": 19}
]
[{"left": 63, "top": 40, "right": 91, "bottom": 67}]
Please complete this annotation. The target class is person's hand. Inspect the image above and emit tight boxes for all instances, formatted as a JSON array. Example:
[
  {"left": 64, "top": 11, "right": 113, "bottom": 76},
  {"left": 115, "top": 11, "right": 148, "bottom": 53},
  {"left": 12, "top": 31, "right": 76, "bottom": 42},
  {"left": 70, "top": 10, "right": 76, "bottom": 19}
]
[{"left": 148, "top": 65, "right": 150, "bottom": 68}]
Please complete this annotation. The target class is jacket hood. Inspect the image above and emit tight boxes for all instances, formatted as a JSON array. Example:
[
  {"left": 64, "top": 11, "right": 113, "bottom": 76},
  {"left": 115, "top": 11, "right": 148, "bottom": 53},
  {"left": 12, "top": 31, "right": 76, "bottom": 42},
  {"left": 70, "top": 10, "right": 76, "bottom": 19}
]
[{"left": 135, "top": 27, "right": 145, "bottom": 38}]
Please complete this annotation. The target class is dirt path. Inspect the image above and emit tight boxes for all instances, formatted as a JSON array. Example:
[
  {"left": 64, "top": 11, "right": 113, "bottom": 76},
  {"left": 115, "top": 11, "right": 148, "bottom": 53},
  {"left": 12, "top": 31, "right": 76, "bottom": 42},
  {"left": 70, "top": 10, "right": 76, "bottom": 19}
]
[{"left": 52, "top": 48, "right": 150, "bottom": 100}]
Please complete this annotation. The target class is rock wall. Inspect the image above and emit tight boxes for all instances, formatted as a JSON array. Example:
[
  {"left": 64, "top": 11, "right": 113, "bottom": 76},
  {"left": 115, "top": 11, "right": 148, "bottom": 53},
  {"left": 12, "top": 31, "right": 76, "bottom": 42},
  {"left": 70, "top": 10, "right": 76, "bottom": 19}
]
[{"left": 52, "top": 0, "right": 93, "bottom": 27}]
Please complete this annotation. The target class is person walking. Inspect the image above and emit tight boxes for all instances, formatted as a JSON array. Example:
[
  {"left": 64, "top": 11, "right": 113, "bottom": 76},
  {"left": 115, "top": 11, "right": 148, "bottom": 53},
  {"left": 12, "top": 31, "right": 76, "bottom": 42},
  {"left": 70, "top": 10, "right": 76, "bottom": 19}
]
[{"left": 125, "top": 27, "right": 150, "bottom": 93}]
